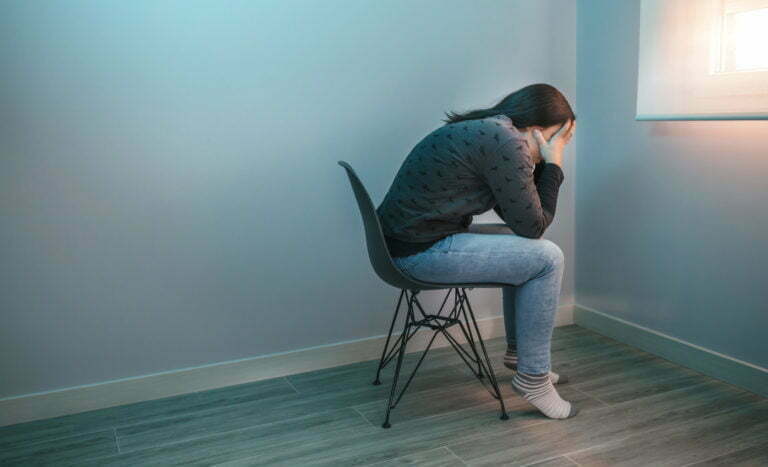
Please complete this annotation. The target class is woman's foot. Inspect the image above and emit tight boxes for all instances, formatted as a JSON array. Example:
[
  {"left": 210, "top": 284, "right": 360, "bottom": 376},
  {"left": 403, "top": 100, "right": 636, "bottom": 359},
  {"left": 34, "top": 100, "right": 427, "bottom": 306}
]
[
  {"left": 504, "top": 348, "right": 569, "bottom": 384},
  {"left": 511, "top": 371, "right": 579, "bottom": 419}
]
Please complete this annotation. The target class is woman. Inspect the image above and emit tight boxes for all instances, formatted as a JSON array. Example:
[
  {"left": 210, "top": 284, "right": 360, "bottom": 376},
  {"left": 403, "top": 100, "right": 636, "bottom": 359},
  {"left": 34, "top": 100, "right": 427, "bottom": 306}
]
[{"left": 376, "top": 83, "right": 577, "bottom": 419}]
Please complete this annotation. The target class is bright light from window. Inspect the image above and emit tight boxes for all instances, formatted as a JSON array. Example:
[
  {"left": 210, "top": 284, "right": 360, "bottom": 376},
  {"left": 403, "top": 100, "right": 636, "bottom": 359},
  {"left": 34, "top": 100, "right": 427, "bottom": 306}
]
[{"left": 721, "top": 6, "right": 768, "bottom": 72}]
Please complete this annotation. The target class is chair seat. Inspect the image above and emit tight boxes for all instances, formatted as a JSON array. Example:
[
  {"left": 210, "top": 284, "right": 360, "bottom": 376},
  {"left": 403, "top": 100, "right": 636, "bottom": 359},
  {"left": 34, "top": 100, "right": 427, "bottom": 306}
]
[{"left": 398, "top": 277, "right": 513, "bottom": 290}]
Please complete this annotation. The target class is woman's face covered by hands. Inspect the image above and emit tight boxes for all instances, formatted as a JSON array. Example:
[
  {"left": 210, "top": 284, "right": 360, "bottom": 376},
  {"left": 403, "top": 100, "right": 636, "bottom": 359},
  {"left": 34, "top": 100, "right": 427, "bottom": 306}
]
[{"left": 521, "top": 120, "right": 575, "bottom": 164}]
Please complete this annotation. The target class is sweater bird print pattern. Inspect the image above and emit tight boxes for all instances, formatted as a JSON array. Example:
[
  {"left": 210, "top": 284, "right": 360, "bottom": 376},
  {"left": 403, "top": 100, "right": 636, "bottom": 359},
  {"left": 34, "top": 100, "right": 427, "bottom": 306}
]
[{"left": 376, "top": 114, "right": 565, "bottom": 258}]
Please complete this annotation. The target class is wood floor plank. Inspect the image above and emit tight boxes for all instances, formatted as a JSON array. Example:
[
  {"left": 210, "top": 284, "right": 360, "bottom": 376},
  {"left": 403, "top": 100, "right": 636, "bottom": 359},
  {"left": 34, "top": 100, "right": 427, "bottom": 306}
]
[
  {"left": 685, "top": 440, "right": 768, "bottom": 466},
  {"left": 525, "top": 455, "right": 579, "bottom": 466},
  {"left": 365, "top": 446, "right": 466, "bottom": 466},
  {"left": 74, "top": 408, "right": 375, "bottom": 466},
  {"left": 0, "top": 377, "right": 292, "bottom": 452},
  {"left": 566, "top": 399, "right": 768, "bottom": 467},
  {"left": 567, "top": 357, "right": 694, "bottom": 393},
  {"left": 0, "top": 428, "right": 118, "bottom": 465},
  {"left": 447, "top": 378, "right": 764, "bottom": 466},
  {"left": 578, "top": 370, "right": 710, "bottom": 405}
]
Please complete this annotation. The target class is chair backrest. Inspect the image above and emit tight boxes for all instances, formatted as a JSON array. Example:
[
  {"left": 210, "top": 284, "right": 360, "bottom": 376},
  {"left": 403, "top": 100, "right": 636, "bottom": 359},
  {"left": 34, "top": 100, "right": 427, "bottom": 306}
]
[{"left": 338, "top": 160, "right": 440, "bottom": 291}]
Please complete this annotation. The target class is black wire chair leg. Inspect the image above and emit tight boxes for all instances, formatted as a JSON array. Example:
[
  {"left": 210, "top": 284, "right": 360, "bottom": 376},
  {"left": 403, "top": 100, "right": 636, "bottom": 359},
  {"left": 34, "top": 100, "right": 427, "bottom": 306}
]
[
  {"left": 461, "top": 288, "right": 509, "bottom": 420},
  {"left": 438, "top": 326, "right": 480, "bottom": 377},
  {"left": 382, "top": 290, "right": 415, "bottom": 429},
  {"left": 373, "top": 289, "right": 405, "bottom": 385},
  {"left": 441, "top": 291, "right": 497, "bottom": 396},
  {"left": 457, "top": 291, "right": 485, "bottom": 377},
  {"left": 391, "top": 325, "right": 442, "bottom": 408}
]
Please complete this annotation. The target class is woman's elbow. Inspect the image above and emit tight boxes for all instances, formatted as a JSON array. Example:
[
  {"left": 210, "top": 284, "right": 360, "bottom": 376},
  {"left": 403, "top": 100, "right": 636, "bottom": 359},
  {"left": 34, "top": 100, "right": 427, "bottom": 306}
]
[
  {"left": 502, "top": 214, "right": 548, "bottom": 238},
  {"left": 512, "top": 224, "right": 545, "bottom": 239}
]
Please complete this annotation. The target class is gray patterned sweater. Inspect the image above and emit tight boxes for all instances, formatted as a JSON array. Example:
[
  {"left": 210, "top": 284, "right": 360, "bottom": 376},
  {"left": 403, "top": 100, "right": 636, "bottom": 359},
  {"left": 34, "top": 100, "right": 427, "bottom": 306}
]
[{"left": 376, "top": 114, "right": 565, "bottom": 258}]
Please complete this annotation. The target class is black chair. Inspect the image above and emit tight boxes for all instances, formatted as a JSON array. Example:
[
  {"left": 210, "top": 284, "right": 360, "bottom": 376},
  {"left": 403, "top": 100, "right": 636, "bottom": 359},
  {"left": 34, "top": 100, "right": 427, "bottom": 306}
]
[{"left": 338, "top": 160, "right": 510, "bottom": 428}]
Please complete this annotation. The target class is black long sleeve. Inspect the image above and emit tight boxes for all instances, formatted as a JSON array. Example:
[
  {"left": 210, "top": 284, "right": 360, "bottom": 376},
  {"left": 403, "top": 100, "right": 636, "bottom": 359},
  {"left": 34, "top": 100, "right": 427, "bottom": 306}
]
[
  {"left": 493, "top": 161, "right": 547, "bottom": 216},
  {"left": 533, "top": 160, "right": 546, "bottom": 183},
  {"left": 483, "top": 137, "right": 565, "bottom": 238}
]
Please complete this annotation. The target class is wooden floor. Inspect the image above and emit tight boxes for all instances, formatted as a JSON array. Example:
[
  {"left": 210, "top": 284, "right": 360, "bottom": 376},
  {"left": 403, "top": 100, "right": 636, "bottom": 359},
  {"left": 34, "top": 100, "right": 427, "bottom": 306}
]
[{"left": 2, "top": 324, "right": 767, "bottom": 466}]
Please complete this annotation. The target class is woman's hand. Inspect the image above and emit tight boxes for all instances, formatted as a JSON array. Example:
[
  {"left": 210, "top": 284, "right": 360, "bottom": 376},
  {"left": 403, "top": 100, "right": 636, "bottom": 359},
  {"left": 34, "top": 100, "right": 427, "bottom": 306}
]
[{"left": 533, "top": 119, "right": 575, "bottom": 168}]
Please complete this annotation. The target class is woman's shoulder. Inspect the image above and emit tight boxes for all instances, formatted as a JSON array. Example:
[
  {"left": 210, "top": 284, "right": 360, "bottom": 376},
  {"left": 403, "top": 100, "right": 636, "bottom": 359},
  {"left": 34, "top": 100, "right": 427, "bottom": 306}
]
[
  {"left": 482, "top": 114, "right": 523, "bottom": 134},
  {"left": 433, "top": 114, "right": 520, "bottom": 136},
  {"left": 417, "top": 114, "right": 525, "bottom": 160},
  {"left": 469, "top": 115, "right": 527, "bottom": 151}
]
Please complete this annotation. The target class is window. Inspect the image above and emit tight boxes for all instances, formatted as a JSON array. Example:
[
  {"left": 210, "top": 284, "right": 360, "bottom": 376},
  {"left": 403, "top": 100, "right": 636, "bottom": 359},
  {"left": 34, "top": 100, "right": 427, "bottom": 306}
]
[
  {"left": 712, "top": 0, "right": 768, "bottom": 73},
  {"left": 637, "top": 0, "right": 768, "bottom": 120}
]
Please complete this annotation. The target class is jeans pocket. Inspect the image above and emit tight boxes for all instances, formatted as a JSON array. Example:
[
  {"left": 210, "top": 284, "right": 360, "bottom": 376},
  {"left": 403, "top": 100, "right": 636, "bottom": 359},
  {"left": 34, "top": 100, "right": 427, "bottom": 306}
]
[{"left": 394, "top": 235, "right": 454, "bottom": 276}]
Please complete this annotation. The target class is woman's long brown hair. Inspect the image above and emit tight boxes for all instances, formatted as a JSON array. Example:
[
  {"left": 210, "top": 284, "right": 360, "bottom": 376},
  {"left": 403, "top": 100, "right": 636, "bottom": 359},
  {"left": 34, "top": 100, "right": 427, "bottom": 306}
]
[{"left": 443, "top": 83, "right": 576, "bottom": 129}]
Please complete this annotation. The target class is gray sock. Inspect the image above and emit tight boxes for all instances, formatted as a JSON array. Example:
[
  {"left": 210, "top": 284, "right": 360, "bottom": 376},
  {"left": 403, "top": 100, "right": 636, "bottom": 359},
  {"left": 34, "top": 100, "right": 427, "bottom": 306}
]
[
  {"left": 511, "top": 370, "right": 579, "bottom": 419},
  {"left": 504, "top": 346, "right": 568, "bottom": 384}
]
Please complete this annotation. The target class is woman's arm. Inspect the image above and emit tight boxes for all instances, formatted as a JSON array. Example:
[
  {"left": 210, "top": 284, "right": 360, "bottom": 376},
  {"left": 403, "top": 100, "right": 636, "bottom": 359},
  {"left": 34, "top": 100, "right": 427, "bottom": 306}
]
[{"left": 482, "top": 136, "right": 565, "bottom": 238}]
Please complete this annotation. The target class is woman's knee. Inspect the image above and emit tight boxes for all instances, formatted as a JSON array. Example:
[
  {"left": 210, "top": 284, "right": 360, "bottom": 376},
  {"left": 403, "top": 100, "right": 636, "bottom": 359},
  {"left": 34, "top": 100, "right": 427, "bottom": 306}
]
[{"left": 535, "top": 239, "right": 565, "bottom": 270}]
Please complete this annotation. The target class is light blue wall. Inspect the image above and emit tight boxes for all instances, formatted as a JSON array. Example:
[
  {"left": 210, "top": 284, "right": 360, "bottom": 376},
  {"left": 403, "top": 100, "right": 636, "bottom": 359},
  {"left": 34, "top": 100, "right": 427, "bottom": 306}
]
[
  {"left": 576, "top": 0, "right": 768, "bottom": 368},
  {"left": 0, "top": 0, "right": 576, "bottom": 398}
]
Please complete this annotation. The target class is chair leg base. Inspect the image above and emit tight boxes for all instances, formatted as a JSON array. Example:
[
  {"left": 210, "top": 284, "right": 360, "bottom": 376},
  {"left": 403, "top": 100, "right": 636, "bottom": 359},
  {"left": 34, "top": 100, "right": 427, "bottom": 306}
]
[{"left": 373, "top": 288, "right": 508, "bottom": 428}]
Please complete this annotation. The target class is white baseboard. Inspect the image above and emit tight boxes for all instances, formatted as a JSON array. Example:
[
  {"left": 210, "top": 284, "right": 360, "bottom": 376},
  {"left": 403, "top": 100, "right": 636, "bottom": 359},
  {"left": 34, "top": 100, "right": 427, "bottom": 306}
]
[
  {"left": 573, "top": 303, "right": 768, "bottom": 398},
  {"left": 0, "top": 303, "right": 575, "bottom": 428}
]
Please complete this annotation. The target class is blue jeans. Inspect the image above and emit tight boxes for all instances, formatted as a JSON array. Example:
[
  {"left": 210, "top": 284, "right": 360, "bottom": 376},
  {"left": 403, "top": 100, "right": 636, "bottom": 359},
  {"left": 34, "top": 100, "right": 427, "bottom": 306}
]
[{"left": 391, "top": 224, "right": 565, "bottom": 374}]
